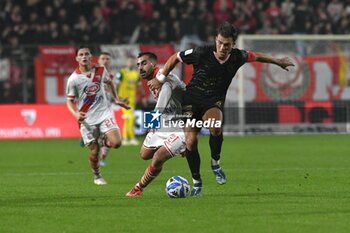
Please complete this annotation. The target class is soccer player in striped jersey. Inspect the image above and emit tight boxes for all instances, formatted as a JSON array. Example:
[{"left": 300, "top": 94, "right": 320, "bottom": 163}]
[
  {"left": 148, "top": 22, "right": 294, "bottom": 196},
  {"left": 125, "top": 52, "right": 186, "bottom": 196},
  {"left": 66, "top": 46, "right": 129, "bottom": 185}
]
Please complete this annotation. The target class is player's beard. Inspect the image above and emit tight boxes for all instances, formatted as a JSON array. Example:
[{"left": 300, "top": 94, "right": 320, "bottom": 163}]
[{"left": 140, "top": 70, "right": 151, "bottom": 80}]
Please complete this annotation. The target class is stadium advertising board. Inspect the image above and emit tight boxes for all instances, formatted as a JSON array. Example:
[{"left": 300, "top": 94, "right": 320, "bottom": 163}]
[
  {"left": 0, "top": 104, "right": 127, "bottom": 140},
  {"left": 0, "top": 104, "right": 80, "bottom": 139}
]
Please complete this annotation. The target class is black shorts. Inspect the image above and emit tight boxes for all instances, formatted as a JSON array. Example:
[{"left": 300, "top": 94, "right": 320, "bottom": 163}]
[{"left": 182, "top": 93, "right": 224, "bottom": 121}]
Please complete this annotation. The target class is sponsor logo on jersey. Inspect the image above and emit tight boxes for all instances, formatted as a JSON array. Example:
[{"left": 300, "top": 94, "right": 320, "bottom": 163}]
[
  {"left": 84, "top": 83, "right": 101, "bottom": 95},
  {"left": 83, "top": 96, "right": 103, "bottom": 105}
]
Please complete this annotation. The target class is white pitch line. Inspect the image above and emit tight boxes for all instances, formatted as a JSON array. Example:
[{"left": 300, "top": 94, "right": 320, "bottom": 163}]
[{"left": 2, "top": 167, "right": 349, "bottom": 177}]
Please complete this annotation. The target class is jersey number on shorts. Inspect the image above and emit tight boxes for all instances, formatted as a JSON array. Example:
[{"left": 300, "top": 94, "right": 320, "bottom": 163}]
[
  {"left": 167, "top": 134, "right": 179, "bottom": 143},
  {"left": 104, "top": 117, "right": 116, "bottom": 128}
]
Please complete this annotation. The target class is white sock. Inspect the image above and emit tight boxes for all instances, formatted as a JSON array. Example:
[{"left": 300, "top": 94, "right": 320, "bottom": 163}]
[
  {"left": 211, "top": 159, "right": 220, "bottom": 166},
  {"left": 193, "top": 179, "right": 202, "bottom": 184}
]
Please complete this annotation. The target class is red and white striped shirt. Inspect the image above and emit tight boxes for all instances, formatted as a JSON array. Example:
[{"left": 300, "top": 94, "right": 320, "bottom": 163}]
[{"left": 66, "top": 64, "right": 113, "bottom": 125}]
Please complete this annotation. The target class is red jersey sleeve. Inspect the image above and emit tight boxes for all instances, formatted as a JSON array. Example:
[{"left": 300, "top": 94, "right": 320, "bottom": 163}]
[{"left": 247, "top": 51, "right": 255, "bottom": 62}]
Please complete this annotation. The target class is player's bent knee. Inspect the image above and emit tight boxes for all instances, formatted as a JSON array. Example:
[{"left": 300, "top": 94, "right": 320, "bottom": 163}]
[
  {"left": 90, "top": 152, "right": 99, "bottom": 157},
  {"left": 88, "top": 143, "right": 99, "bottom": 155},
  {"left": 110, "top": 140, "right": 122, "bottom": 148},
  {"left": 89, "top": 149, "right": 99, "bottom": 157},
  {"left": 140, "top": 149, "right": 154, "bottom": 160},
  {"left": 139, "top": 152, "right": 148, "bottom": 160},
  {"left": 209, "top": 127, "right": 222, "bottom": 136},
  {"left": 186, "top": 137, "right": 198, "bottom": 151}
]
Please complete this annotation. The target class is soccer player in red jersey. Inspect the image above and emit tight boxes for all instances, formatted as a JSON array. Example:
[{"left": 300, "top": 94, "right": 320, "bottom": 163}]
[
  {"left": 125, "top": 52, "right": 186, "bottom": 196},
  {"left": 148, "top": 22, "right": 294, "bottom": 196},
  {"left": 66, "top": 46, "right": 129, "bottom": 185}
]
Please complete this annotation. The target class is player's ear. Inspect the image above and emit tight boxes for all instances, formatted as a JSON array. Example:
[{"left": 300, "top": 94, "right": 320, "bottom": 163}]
[
  {"left": 75, "top": 56, "right": 79, "bottom": 62},
  {"left": 151, "top": 60, "right": 157, "bottom": 68}
]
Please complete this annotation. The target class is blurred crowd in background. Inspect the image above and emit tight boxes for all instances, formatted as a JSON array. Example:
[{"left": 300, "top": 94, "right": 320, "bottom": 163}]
[
  {"left": 0, "top": 0, "right": 350, "bottom": 103},
  {"left": 1, "top": 0, "right": 350, "bottom": 48}
]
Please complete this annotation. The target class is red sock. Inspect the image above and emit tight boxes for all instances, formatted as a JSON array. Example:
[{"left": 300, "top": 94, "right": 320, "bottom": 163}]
[
  {"left": 100, "top": 146, "right": 110, "bottom": 160},
  {"left": 89, "top": 156, "right": 100, "bottom": 176},
  {"left": 137, "top": 164, "right": 162, "bottom": 190}
]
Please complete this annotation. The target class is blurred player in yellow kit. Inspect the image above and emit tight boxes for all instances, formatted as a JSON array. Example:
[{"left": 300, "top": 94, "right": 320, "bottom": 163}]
[{"left": 116, "top": 56, "right": 145, "bottom": 145}]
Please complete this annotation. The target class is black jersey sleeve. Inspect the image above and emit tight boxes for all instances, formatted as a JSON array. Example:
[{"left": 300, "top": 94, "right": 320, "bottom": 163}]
[
  {"left": 178, "top": 45, "right": 210, "bottom": 65},
  {"left": 234, "top": 49, "right": 249, "bottom": 67}
]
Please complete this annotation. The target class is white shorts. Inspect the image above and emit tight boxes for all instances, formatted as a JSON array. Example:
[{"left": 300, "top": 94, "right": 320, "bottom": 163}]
[
  {"left": 143, "top": 131, "right": 186, "bottom": 157},
  {"left": 80, "top": 114, "right": 119, "bottom": 145}
]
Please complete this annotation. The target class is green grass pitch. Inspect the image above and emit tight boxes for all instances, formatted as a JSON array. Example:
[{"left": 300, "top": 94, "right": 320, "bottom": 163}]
[{"left": 1, "top": 134, "right": 350, "bottom": 233}]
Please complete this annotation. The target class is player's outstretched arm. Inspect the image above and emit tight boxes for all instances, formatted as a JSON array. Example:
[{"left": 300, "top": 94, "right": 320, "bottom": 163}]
[
  {"left": 161, "top": 53, "right": 180, "bottom": 78},
  {"left": 105, "top": 80, "right": 130, "bottom": 109},
  {"left": 254, "top": 52, "right": 294, "bottom": 71},
  {"left": 105, "top": 80, "right": 117, "bottom": 100},
  {"left": 148, "top": 53, "right": 180, "bottom": 90},
  {"left": 115, "top": 97, "right": 130, "bottom": 110}
]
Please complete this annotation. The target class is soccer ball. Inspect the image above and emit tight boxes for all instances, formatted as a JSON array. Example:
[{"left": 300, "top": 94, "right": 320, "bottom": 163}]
[{"left": 165, "top": 176, "right": 190, "bottom": 198}]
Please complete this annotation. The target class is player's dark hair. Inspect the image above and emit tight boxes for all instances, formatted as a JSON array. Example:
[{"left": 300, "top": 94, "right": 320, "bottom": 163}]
[
  {"left": 217, "top": 22, "right": 238, "bottom": 41},
  {"left": 75, "top": 45, "right": 91, "bottom": 56},
  {"left": 100, "top": 51, "right": 111, "bottom": 56},
  {"left": 138, "top": 52, "right": 157, "bottom": 62}
]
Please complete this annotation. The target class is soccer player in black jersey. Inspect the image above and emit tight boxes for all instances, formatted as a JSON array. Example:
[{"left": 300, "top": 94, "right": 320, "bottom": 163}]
[{"left": 148, "top": 22, "right": 294, "bottom": 196}]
